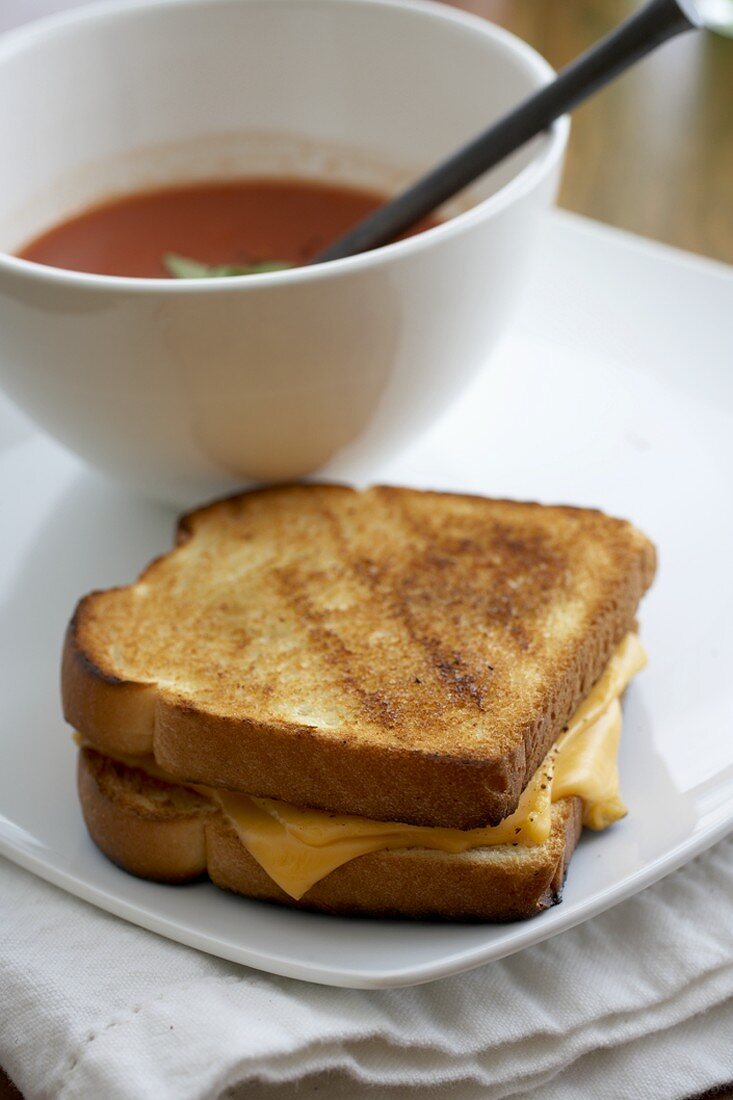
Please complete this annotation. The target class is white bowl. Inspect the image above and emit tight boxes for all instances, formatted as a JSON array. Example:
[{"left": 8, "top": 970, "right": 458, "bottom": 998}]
[{"left": 0, "top": 0, "right": 568, "bottom": 504}]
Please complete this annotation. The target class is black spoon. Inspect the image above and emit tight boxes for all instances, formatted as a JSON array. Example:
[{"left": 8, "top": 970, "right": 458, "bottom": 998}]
[{"left": 310, "top": 0, "right": 704, "bottom": 265}]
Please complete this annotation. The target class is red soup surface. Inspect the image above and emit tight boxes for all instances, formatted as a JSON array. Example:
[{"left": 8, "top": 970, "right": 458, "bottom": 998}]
[{"left": 18, "top": 178, "right": 438, "bottom": 278}]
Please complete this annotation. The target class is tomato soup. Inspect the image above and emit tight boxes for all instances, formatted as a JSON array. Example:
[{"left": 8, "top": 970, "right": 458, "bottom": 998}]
[{"left": 18, "top": 178, "right": 438, "bottom": 278}]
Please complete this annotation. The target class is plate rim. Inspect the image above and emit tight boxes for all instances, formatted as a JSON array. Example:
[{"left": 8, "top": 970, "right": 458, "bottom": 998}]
[
  {"left": 2, "top": 210, "right": 732, "bottom": 989},
  {"left": 2, "top": 810, "right": 731, "bottom": 988}
]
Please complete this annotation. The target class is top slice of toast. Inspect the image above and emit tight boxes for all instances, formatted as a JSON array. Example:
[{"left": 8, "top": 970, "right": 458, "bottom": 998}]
[{"left": 63, "top": 485, "right": 656, "bottom": 829}]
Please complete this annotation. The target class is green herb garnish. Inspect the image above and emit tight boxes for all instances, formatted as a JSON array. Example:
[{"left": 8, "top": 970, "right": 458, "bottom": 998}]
[{"left": 164, "top": 254, "right": 293, "bottom": 279}]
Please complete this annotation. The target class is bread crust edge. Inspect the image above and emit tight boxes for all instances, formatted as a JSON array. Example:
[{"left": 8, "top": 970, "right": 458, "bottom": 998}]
[
  {"left": 78, "top": 747, "right": 584, "bottom": 922},
  {"left": 63, "top": 489, "right": 656, "bottom": 830}
]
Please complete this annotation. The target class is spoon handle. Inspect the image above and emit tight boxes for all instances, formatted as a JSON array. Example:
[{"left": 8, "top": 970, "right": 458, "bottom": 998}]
[{"left": 312, "top": 0, "right": 698, "bottom": 264}]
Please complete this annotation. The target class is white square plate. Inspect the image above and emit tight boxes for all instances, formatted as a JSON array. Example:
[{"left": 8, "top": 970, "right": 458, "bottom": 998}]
[{"left": 1, "top": 212, "right": 731, "bottom": 988}]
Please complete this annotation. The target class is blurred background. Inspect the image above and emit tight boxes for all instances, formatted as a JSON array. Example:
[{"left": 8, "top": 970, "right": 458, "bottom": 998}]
[{"left": 2, "top": 0, "right": 732, "bottom": 263}]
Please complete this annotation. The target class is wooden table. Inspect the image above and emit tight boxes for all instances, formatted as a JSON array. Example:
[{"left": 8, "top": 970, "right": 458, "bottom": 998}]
[
  {"left": 1, "top": 2, "right": 731, "bottom": 1097},
  {"left": 454, "top": 0, "right": 733, "bottom": 264}
]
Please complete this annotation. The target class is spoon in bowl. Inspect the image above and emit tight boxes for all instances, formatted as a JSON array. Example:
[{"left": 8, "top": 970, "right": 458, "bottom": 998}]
[
  {"left": 167, "top": 0, "right": 726, "bottom": 278},
  {"left": 310, "top": 0, "right": 721, "bottom": 264}
]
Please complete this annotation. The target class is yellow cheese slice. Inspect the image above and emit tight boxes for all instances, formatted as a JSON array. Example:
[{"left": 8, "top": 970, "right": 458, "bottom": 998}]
[
  {"left": 553, "top": 631, "right": 647, "bottom": 829},
  {"left": 78, "top": 633, "right": 646, "bottom": 900},
  {"left": 215, "top": 762, "right": 554, "bottom": 900},
  {"left": 214, "top": 633, "right": 647, "bottom": 897}
]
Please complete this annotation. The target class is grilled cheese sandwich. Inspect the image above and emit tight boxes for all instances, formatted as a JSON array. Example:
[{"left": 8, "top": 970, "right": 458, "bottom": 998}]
[{"left": 64, "top": 485, "right": 656, "bottom": 920}]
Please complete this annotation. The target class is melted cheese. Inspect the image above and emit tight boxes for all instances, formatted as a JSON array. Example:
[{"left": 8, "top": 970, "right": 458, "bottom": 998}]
[
  {"left": 213, "top": 634, "right": 646, "bottom": 897},
  {"left": 215, "top": 763, "right": 555, "bottom": 900},
  {"left": 80, "top": 634, "right": 646, "bottom": 900},
  {"left": 554, "top": 631, "right": 646, "bottom": 829}
]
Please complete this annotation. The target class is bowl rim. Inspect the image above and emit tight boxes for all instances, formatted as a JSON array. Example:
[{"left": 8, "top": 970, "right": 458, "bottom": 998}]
[{"left": 0, "top": 0, "right": 570, "bottom": 294}]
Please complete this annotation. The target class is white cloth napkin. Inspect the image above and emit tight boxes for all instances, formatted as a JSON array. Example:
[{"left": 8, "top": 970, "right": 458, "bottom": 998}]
[{"left": 1, "top": 837, "right": 732, "bottom": 1100}]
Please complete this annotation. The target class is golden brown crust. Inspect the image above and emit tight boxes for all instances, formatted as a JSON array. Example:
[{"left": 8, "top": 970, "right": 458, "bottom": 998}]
[
  {"left": 64, "top": 485, "right": 656, "bottom": 829},
  {"left": 77, "top": 748, "right": 215, "bottom": 882},
  {"left": 63, "top": 616, "right": 158, "bottom": 756},
  {"left": 78, "top": 747, "right": 583, "bottom": 921}
]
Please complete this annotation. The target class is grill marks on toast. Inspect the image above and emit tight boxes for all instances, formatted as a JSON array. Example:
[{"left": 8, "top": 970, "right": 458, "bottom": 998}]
[
  {"left": 363, "top": 491, "right": 573, "bottom": 718},
  {"left": 270, "top": 560, "right": 404, "bottom": 733},
  {"left": 351, "top": 507, "right": 497, "bottom": 716},
  {"left": 263, "top": 490, "right": 560, "bottom": 743},
  {"left": 65, "top": 485, "right": 656, "bottom": 827},
  {"left": 266, "top": 492, "right": 501, "bottom": 738}
]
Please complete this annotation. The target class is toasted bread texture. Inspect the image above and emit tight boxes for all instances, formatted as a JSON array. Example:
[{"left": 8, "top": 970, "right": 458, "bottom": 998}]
[
  {"left": 64, "top": 485, "right": 655, "bottom": 828},
  {"left": 78, "top": 747, "right": 583, "bottom": 921}
]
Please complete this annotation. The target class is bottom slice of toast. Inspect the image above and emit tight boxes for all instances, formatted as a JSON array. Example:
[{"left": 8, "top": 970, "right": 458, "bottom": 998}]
[{"left": 78, "top": 746, "right": 583, "bottom": 922}]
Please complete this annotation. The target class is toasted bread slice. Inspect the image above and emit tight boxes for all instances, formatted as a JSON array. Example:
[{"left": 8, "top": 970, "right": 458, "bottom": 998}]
[
  {"left": 78, "top": 747, "right": 583, "bottom": 921},
  {"left": 64, "top": 485, "right": 655, "bottom": 828}
]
